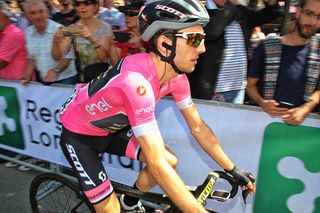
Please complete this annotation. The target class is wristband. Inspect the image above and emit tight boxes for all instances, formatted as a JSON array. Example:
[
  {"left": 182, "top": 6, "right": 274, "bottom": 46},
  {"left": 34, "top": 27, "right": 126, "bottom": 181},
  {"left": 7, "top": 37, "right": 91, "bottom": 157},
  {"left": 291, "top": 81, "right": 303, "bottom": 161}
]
[{"left": 53, "top": 67, "right": 62, "bottom": 73}]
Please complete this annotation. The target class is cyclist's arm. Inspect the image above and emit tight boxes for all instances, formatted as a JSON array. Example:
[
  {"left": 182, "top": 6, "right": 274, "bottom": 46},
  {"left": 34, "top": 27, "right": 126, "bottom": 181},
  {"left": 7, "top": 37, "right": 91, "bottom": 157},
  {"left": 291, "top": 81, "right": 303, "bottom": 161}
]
[
  {"left": 180, "top": 104, "right": 256, "bottom": 193},
  {"left": 136, "top": 131, "right": 207, "bottom": 213},
  {"left": 180, "top": 104, "right": 234, "bottom": 171}
]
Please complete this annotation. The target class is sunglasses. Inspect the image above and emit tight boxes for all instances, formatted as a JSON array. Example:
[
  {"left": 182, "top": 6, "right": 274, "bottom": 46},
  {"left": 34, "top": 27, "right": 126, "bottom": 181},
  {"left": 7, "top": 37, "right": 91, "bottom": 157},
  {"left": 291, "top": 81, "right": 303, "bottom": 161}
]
[
  {"left": 73, "top": 1, "right": 95, "bottom": 7},
  {"left": 123, "top": 10, "right": 139, "bottom": 17},
  {"left": 166, "top": 32, "right": 206, "bottom": 48}
]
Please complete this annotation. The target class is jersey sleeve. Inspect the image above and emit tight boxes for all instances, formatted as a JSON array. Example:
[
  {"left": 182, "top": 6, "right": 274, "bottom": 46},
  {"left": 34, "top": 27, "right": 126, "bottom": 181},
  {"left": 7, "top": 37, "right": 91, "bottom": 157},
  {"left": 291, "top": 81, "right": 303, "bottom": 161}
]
[
  {"left": 120, "top": 71, "right": 159, "bottom": 137},
  {"left": 171, "top": 74, "right": 193, "bottom": 110}
]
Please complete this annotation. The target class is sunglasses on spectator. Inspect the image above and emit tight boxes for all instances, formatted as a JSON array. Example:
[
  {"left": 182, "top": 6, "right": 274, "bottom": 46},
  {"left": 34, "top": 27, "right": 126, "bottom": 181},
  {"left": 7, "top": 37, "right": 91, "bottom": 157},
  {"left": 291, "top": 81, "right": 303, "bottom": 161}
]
[
  {"left": 166, "top": 32, "right": 206, "bottom": 48},
  {"left": 123, "top": 10, "right": 139, "bottom": 17},
  {"left": 73, "top": 0, "right": 95, "bottom": 7}
]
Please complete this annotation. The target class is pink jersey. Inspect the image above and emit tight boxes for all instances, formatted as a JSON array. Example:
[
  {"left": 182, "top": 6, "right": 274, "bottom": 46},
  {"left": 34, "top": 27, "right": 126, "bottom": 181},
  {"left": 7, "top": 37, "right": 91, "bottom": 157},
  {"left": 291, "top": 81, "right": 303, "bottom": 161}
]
[
  {"left": 0, "top": 24, "right": 27, "bottom": 80},
  {"left": 60, "top": 53, "right": 193, "bottom": 137}
]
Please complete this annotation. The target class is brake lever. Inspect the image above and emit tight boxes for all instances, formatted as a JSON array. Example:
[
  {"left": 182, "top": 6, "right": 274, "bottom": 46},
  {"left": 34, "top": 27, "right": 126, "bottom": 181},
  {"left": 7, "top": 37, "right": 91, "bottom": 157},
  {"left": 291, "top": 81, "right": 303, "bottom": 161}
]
[
  {"left": 242, "top": 189, "right": 249, "bottom": 204},
  {"left": 242, "top": 173, "right": 256, "bottom": 204}
]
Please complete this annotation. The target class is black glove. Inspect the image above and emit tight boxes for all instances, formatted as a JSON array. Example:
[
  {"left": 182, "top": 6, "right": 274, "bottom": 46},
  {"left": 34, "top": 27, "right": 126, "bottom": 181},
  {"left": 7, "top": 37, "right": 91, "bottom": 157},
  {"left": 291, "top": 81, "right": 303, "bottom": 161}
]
[
  {"left": 224, "top": 166, "right": 255, "bottom": 186},
  {"left": 225, "top": 166, "right": 255, "bottom": 204}
]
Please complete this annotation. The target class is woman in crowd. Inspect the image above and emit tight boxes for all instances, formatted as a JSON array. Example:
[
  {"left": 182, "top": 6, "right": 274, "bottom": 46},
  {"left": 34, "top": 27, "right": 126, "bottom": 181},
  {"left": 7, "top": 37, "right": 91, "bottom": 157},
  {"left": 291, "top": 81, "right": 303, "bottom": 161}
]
[
  {"left": 52, "top": 0, "right": 113, "bottom": 82},
  {"left": 109, "top": 0, "right": 150, "bottom": 63}
]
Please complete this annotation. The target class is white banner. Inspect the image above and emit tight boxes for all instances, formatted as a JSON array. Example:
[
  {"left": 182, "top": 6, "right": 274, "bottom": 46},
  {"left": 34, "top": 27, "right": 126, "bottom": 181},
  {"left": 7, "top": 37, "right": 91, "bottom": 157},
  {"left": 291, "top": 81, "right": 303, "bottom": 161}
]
[{"left": 0, "top": 80, "right": 319, "bottom": 212}]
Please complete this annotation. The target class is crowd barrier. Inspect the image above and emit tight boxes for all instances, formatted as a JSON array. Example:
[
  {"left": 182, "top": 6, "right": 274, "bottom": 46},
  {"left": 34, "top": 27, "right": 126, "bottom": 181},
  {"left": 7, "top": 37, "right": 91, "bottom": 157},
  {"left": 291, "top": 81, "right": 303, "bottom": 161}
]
[{"left": 0, "top": 79, "right": 319, "bottom": 213}]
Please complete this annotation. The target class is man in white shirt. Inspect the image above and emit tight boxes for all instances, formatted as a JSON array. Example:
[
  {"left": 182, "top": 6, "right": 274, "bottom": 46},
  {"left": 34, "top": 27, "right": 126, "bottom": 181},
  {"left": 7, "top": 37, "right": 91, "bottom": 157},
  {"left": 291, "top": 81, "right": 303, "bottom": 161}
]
[{"left": 21, "top": 0, "right": 78, "bottom": 85}]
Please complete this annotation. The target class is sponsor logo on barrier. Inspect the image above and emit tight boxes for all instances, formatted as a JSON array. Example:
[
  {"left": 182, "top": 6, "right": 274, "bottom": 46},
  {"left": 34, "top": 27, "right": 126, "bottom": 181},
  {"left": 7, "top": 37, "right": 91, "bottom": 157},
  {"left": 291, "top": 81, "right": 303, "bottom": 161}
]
[
  {"left": 254, "top": 123, "right": 320, "bottom": 213},
  {"left": 0, "top": 86, "right": 25, "bottom": 149}
]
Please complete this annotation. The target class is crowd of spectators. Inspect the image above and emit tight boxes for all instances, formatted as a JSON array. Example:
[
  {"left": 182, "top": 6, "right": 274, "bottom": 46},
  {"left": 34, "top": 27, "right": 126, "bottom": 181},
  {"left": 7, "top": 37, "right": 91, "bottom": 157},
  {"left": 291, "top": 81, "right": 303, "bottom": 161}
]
[
  {"left": 1, "top": 0, "right": 148, "bottom": 85},
  {"left": 1, "top": 0, "right": 320, "bottom": 168}
]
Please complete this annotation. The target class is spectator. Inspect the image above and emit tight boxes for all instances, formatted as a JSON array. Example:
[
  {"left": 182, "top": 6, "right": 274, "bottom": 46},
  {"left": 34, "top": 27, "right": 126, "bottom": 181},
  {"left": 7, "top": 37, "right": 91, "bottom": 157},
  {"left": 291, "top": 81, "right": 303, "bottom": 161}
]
[
  {"left": 98, "top": 0, "right": 126, "bottom": 30},
  {"left": 188, "top": 0, "right": 282, "bottom": 103},
  {"left": 21, "top": 0, "right": 77, "bottom": 86},
  {"left": 246, "top": 0, "right": 320, "bottom": 125},
  {"left": 15, "top": 0, "right": 30, "bottom": 31},
  {"left": 52, "top": 0, "right": 113, "bottom": 83},
  {"left": 52, "top": 0, "right": 79, "bottom": 26},
  {"left": 0, "top": 1, "right": 27, "bottom": 80},
  {"left": 109, "top": 0, "right": 149, "bottom": 64},
  {"left": 0, "top": 1, "right": 36, "bottom": 170},
  {"left": 45, "top": 0, "right": 60, "bottom": 18},
  {"left": 248, "top": 26, "right": 265, "bottom": 60}
]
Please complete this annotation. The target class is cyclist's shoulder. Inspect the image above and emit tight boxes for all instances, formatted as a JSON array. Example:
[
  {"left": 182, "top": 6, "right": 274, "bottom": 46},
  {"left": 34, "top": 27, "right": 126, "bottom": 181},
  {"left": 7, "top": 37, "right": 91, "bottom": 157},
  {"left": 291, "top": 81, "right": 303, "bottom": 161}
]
[{"left": 120, "top": 54, "right": 155, "bottom": 85}]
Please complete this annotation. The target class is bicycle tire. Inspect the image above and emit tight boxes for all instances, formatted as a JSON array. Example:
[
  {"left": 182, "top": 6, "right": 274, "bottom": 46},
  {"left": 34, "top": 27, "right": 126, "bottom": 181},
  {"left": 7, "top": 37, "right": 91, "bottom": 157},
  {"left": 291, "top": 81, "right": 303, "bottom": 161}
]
[{"left": 29, "top": 173, "right": 95, "bottom": 213}]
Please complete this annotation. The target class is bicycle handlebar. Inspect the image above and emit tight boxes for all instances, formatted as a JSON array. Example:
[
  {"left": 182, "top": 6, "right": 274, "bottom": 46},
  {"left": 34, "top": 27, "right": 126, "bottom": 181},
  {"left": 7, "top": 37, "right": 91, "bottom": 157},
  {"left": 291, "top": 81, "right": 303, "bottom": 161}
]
[{"left": 193, "top": 171, "right": 255, "bottom": 205}]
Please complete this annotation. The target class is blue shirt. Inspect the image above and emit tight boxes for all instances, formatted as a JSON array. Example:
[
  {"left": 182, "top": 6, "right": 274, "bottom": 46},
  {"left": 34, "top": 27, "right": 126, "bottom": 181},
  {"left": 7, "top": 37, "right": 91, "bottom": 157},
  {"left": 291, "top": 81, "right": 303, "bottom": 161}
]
[
  {"left": 98, "top": 7, "right": 126, "bottom": 30},
  {"left": 249, "top": 42, "right": 310, "bottom": 107}
]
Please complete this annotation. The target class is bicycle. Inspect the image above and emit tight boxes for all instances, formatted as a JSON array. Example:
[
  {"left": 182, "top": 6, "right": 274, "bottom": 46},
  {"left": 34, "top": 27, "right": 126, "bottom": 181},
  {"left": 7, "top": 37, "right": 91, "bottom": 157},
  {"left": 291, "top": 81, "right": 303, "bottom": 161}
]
[{"left": 29, "top": 170, "right": 252, "bottom": 213}]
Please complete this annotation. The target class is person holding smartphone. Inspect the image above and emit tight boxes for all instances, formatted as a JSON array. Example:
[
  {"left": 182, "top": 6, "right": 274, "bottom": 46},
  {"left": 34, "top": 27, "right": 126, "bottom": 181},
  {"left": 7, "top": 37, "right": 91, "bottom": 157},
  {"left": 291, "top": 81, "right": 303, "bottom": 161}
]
[
  {"left": 246, "top": 0, "right": 320, "bottom": 125},
  {"left": 109, "top": 0, "right": 150, "bottom": 64},
  {"left": 52, "top": 0, "right": 113, "bottom": 83}
]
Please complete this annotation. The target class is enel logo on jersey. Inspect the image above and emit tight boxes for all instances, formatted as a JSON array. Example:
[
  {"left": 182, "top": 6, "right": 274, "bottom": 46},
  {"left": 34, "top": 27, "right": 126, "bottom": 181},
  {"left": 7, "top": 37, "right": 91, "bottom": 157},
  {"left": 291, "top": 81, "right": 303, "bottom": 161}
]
[
  {"left": 135, "top": 105, "right": 153, "bottom": 115},
  {"left": 85, "top": 97, "right": 113, "bottom": 115}
]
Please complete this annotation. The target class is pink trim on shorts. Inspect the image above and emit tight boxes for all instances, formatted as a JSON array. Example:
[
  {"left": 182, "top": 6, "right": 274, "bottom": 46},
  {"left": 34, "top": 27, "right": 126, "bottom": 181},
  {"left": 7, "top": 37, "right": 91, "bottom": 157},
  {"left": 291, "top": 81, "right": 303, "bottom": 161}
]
[
  {"left": 126, "top": 137, "right": 140, "bottom": 160},
  {"left": 84, "top": 179, "right": 113, "bottom": 204}
]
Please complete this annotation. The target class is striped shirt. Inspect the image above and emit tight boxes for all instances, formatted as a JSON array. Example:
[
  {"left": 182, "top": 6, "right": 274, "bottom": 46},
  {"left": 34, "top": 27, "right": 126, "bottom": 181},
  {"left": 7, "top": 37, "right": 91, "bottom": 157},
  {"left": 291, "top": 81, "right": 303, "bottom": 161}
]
[
  {"left": 25, "top": 19, "right": 77, "bottom": 81},
  {"left": 214, "top": 21, "right": 247, "bottom": 92}
]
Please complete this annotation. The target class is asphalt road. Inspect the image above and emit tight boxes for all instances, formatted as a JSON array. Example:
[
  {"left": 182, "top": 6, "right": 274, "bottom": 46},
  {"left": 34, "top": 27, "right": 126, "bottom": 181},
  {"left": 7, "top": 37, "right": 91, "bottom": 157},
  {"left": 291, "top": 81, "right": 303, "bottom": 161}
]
[{"left": 0, "top": 162, "right": 40, "bottom": 213}]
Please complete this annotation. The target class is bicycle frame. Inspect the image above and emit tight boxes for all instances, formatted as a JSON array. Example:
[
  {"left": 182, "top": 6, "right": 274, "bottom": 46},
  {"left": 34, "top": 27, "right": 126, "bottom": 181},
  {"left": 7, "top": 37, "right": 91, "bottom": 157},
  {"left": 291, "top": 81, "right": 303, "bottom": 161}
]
[{"left": 29, "top": 170, "right": 248, "bottom": 213}]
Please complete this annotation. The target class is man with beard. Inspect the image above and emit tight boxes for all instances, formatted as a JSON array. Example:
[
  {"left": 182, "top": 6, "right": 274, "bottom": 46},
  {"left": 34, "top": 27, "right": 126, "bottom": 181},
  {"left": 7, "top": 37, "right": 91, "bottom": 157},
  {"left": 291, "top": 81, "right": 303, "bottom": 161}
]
[{"left": 246, "top": 0, "right": 320, "bottom": 126}]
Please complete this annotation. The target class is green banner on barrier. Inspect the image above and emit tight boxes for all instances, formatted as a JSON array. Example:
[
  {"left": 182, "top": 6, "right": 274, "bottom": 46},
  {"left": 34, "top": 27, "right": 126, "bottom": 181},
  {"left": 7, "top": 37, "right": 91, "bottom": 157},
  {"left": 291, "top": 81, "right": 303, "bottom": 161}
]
[
  {"left": 0, "top": 86, "right": 25, "bottom": 149},
  {"left": 254, "top": 122, "right": 320, "bottom": 213}
]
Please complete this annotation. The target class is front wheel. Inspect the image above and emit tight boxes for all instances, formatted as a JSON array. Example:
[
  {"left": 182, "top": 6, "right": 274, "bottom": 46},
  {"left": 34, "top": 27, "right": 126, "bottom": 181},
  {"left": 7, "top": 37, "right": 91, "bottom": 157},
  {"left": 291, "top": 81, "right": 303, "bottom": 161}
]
[{"left": 29, "top": 173, "right": 95, "bottom": 213}]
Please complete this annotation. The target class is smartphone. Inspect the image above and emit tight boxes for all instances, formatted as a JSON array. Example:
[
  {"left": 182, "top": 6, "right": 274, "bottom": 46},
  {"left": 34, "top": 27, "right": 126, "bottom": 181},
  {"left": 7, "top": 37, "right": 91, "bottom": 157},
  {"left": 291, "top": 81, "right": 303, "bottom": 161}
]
[
  {"left": 113, "top": 31, "right": 133, "bottom": 42},
  {"left": 278, "top": 101, "right": 294, "bottom": 109},
  {"left": 210, "top": 190, "right": 230, "bottom": 202},
  {"left": 61, "top": 25, "right": 81, "bottom": 37}
]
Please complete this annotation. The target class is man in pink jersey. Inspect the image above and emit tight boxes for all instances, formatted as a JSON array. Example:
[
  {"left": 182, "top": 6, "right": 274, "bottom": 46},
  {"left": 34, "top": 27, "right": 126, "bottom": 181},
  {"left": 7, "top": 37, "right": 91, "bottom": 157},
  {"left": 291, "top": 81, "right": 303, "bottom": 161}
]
[
  {"left": 0, "top": 1, "right": 27, "bottom": 80},
  {"left": 59, "top": 0, "right": 256, "bottom": 212}
]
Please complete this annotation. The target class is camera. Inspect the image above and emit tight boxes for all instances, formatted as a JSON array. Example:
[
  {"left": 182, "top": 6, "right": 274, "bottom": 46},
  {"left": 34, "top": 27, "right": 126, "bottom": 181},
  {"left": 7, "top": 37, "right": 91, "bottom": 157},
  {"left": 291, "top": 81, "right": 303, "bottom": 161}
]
[
  {"left": 114, "top": 31, "right": 133, "bottom": 42},
  {"left": 61, "top": 25, "right": 82, "bottom": 37}
]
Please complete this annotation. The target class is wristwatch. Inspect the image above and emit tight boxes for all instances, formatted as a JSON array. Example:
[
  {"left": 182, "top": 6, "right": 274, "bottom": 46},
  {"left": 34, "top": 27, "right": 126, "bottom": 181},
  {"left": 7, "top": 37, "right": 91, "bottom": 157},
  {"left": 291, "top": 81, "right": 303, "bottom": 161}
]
[{"left": 53, "top": 67, "right": 62, "bottom": 73}]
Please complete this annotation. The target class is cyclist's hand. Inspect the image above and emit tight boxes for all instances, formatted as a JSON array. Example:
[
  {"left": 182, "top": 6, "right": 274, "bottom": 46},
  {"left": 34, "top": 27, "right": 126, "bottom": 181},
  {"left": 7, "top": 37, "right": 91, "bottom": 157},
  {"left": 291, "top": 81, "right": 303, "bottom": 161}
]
[{"left": 225, "top": 166, "right": 256, "bottom": 194}]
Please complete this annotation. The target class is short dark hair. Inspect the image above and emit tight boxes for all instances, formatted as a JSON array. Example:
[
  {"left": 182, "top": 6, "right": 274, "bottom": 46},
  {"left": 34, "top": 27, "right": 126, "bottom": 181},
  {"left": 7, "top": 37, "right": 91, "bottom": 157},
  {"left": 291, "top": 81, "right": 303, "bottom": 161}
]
[{"left": 300, "top": 0, "right": 307, "bottom": 8}]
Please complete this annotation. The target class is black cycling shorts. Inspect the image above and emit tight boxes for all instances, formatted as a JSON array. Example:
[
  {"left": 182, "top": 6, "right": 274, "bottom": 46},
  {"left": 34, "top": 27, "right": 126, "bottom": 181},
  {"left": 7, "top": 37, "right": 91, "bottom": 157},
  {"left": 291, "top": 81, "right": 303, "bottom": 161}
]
[{"left": 59, "top": 126, "right": 141, "bottom": 204}]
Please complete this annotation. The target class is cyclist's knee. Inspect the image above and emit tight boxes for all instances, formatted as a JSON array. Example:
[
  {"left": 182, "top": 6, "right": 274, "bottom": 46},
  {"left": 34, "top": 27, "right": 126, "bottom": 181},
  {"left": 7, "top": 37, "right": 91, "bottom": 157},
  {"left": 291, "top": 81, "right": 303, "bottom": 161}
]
[{"left": 165, "top": 148, "right": 178, "bottom": 168}]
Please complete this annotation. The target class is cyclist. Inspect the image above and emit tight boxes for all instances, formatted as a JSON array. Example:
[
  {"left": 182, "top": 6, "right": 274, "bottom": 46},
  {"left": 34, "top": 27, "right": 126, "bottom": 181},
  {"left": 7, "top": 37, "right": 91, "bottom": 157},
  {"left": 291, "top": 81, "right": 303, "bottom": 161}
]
[{"left": 59, "top": 0, "right": 256, "bottom": 212}]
